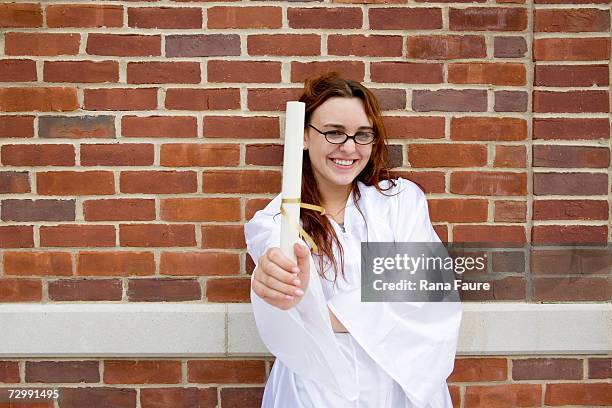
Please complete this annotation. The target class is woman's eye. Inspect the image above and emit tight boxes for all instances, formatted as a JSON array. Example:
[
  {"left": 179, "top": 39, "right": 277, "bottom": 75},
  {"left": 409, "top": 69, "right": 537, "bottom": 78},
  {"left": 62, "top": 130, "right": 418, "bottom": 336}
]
[{"left": 326, "top": 131, "right": 344, "bottom": 138}]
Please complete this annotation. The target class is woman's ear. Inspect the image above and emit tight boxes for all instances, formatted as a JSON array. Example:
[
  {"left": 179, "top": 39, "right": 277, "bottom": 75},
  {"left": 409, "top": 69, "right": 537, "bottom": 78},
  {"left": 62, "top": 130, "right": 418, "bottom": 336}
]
[{"left": 303, "top": 131, "right": 309, "bottom": 150}]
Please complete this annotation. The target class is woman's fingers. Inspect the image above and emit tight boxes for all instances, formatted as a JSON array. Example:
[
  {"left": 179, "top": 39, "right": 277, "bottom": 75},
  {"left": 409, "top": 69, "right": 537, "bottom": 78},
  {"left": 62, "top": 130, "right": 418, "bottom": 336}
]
[
  {"left": 255, "top": 262, "right": 304, "bottom": 297},
  {"left": 267, "top": 248, "right": 301, "bottom": 274},
  {"left": 252, "top": 278, "right": 293, "bottom": 301}
]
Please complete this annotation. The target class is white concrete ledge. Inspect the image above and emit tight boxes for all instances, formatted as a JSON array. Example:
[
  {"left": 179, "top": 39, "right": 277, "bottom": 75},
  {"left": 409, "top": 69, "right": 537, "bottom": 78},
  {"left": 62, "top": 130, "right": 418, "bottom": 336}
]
[{"left": 0, "top": 303, "right": 610, "bottom": 357}]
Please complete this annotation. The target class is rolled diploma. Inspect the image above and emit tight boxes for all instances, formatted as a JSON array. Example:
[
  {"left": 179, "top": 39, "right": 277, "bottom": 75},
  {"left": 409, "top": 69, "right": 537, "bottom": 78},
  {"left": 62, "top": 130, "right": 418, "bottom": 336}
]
[{"left": 280, "top": 101, "right": 306, "bottom": 263}]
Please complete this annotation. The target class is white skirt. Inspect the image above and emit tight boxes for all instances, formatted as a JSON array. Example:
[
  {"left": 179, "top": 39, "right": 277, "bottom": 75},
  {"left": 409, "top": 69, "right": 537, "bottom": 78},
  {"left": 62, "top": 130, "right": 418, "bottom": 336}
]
[{"left": 262, "top": 332, "right": 416, "bottom": 408}]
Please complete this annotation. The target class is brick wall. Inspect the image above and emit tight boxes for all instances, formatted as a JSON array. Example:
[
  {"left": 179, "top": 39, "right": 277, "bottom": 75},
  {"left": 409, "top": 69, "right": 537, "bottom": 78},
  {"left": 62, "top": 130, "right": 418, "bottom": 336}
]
[{"left": 0, "top": 0, "right": 610, "bottom": 407}]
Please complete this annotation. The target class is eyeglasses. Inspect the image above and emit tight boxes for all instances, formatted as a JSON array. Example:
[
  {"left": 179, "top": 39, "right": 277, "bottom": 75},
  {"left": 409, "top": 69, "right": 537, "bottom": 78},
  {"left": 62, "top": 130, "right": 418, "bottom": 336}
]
[{"left": 307, "top": 124, "right": 376, "bottom": 145}]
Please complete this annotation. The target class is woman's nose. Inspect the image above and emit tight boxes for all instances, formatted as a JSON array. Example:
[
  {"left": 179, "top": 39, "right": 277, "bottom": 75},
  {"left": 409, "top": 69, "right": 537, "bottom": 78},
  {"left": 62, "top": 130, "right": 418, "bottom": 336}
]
[{"left": 339, "top": 138, "right": 357, "bottom": 152}]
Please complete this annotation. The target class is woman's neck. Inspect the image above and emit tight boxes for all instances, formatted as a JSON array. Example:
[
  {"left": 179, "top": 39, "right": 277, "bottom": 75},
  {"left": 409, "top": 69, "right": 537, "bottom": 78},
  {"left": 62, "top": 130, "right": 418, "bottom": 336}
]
[{"left": 319, "top": 183, "right": 352, "bottom": 215}]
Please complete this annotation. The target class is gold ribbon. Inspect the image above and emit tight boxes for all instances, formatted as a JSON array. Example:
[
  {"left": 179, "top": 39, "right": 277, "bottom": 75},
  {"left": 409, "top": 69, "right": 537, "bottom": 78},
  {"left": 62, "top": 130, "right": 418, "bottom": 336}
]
[{"left": 280, "top": 197, "right": 326, "bottom": 254}]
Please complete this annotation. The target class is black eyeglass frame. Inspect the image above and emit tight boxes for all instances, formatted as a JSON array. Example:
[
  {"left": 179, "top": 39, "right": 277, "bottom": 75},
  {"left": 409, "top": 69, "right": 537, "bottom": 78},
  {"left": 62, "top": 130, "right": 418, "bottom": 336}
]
[{"left": 306, "top": 124, "right": 377, "bottom": 145}]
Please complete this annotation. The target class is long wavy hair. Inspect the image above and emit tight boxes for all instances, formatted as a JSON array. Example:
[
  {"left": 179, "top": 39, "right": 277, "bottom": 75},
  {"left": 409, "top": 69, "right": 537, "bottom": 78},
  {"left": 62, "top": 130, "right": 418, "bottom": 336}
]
[{"left": 296, "top": 72, "right": 399, "bottom": 285}]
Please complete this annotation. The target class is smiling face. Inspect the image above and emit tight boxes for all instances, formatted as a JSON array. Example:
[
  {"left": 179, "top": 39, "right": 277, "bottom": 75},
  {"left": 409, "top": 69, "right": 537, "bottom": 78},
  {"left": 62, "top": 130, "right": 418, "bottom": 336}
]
[{"left": 303, "top": 97, "right": 374, "bottom": 196}]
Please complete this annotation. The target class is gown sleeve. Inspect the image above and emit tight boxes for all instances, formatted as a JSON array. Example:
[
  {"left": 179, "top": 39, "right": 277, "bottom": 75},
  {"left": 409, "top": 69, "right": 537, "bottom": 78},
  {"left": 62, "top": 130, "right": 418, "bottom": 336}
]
[
  {"left": 326, "top": 178, "right": 463, "bottom": 407},
  {"left": 244, "top": 195, "right": 359, "bottom": 401}
]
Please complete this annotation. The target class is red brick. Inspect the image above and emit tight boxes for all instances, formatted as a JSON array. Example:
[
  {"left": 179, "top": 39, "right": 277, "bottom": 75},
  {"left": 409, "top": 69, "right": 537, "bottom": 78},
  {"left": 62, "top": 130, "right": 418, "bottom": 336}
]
[
  {"left": 39, "top": 115, "right": 115, "bottom": 139},
  {"left": 84, "top": 88, "right": 158, "bottom": 111},
  {"left": 165, "top": 88, "right": 240, "bottom": 110},
  {"left": 408, "top": 35, "right": 486, "bottom": 59},
  {"left": 4, "top": 251, "right": 72, "bottom": 276},
  {"left": 0, "top": 171, "right": 30, "bottom": 193},
  {"left": 246, "top": 198, "right": 273, "bottom": 220},
  {"left": 0, "top": 115, "right": 34, "bottom": 137},
  {"left": 128, "top": 278, "right": 201, "bottom": 301},
  {"left": 513, "top": 358, "right": 582, "bottom": 380},
  {"left": 533, "top": 118, "right": 610, "bottom": 140},
  {"left": 413, "top": 90, "right": 487, "bottom": 112},
  {"left": 534, "top": 64, "right": 609, "bottom": 87},
  {"left": 494, "top": 36, "right": 528, "bottom": 58},
  {"left": 449, "top": 63, "right": 526, "bottom": 86},
  {"left": 166, "top": 34, "right": 240, "bottom": 57},
  {"left": 160, "top": 252, "right": 239, "bottom": 276},
  {"left": 161, "top": 198, "right": 241, "bottom": 222},
  {"left": 533, "top": 90, "right": 609, "bottom": 113},
  {"left": 428, "top": 199, "right": 488, "bottom": 223},
  {"left": 328, "top": 35, "right": 402, "bottom": 57},
  {"left": 371, "top": 62, "right": 443, "bottom": 84},
  {"left": 449, "top": 358, "right": 507, "bottom": 382},
  {"left": 44, "top": 60, "right": 118, "bottom": 83},
  {"left": 2, "top": 144, "right": 75, "bottom": 166},
  {"left": 161, "top": 143, "right": 240, "bottom": 167},
  {"left": 46, "top": 4, "right": 123, "bottom": 27},
  {"left": 247, "top": 88, "right": 304, "bottom": 111},
  {"left": 120, "top": 224, "right": 196, "bottom": 247},
  {"left": 37, "top": 171, "right": 114, "bottom": 195},
  {"left": 220, "top": 388, "right": 264, "bottom": 408},
  {"left": 206, "top": 278, "right": 251, "bottom": 302},
  {"left": 454, "top": 225, "right": 526, "bottom": 244},
  {"left": 450, "top": 7, "right": 528, "bottom": 31},
  {"left": 534, "top": 145, "right": 609, "bottom": 168},
  {"left": 128, "top": 7, "right": 202, "bottom": 28},
  {"left": 122, "top": 116, "right": 197, "bottom": 138},
  {"left": 389, "top": 170, "right": 445, "bottom": 193},
  {"left": 140, "top": 388, "right": 217, "bottom": 408},
  {"left": 464, "top": 384, "right": 542, "bottom": 408},
  {"left": 209, "top": 6, "right": 281, "bottom": 29},
  {"left": 55, "top": 387, "right": 136, "bottom": 407},
  {"left": 80, "top": 143, "right": 154, "bottom": 166},
  {"left": 369, "top": 8, "right": 442, "bottom": 29},
  {"left": 25, "top": 361, "right": 100, "bottom": 383},
  {"left": 245, "top": 144, "right": 283, "bottom": 166},
  {"left": 383, "top": 116, "right": 445, "bottom": 139},
  {"left": 533, "top": 199, "right": 608, "bottom": 220},
  {"left": 189, "top": 360, "right": 265, "bottom": 383},
  {"left": 0, "top": 3, "right": 41, "bottom": 28},
  {"left": 0, "top": 278, "right": 41, "bottom": 301},
  {"left": 87, "top": 34, "right": 161, "bottom": 57},
  {"left": 202, "top": 170, "right": 281, "bottom": 194},
  {"left": 1, "top": 199, "right": 75, "bottom": 222},
  {"left": 288, "top": 7, "right": 362, "bottom": 29},
  {"left": 208, "top": 60, "right": 280, "bottom": 83},
  {"left": 451, "top": 171, "right": 527, "bottom": 196},
  {"left": 408, "top": 144, "right": 487, "bottom": 167},
  {"left": 204, "top": 116, "right": 279, "bottom": 139},
  {"left": 532, "top": 225, "right": 608, "bottom": 245},
  {"left": 201, "top": 225, "right": 246, "bottom": 249},
  {"left": 494, "top": 200, "right": 526, "bottom": 222},
  {"left": 451, "top": 117, "right": 527, "bottom": 141},
  {"left": 292, "top": 61, "right": 365, "bottom": 83},
  {"left": 40, "top": 225, "right": 116, "bottom": 247},
  {"left": 5, "top": 32, "right": 80, "bottom": 56},
  {"left": 533, "top": 37, "right": 610, "bottom": 61},
  {"left": 535, "top": 9, "right": 610, "bottom": 32},
  {"left": 588, "top": 358, "right": 612, "bottom": 379},
  {"left": 83, "top": 199, "right": 156, "bottom": 221},
  {"left": 0, "top": 361, "right": 20, "bottom": 382},
  {"left": 534, "top": 276, "right": 610, "bottom": 301},
  {"left": 534, "top": 172, "right": 608, "bottom": 195},
  {"left": 77, "top": 251, "right": 155, "bottom": 276},
  {"left": 127, "top": 61, "right": 200, "bottom": 84},
  {"left": 249, "top": 34, "right": 320, "bottom": 56},
  {"left": 530, "top": 248, "right": 610, "bottom": 275},
  {"left": 104, "top": 360, "right": 181, "bottom": 384},
  {"left": 120, "top": 171, "right": 197, "bottom": 194},
  {"left": 0, "top": 87, "right": 78, "bottom": 112},
  {"left": 494, "top": 145, "right": 526, "bottom": 168}
]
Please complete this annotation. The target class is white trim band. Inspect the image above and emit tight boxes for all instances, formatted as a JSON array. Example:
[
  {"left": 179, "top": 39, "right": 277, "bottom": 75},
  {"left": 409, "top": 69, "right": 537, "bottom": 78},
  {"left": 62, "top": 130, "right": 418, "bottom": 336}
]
[{"left": 0, "top": 302, "right": 610, "bottom": 357}]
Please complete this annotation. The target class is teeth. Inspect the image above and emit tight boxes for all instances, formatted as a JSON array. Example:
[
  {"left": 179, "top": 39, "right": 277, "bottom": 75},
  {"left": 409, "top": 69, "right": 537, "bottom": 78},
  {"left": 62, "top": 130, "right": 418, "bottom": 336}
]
[{"left": 332, "top": 159, "right": 355, "bottom": 166}]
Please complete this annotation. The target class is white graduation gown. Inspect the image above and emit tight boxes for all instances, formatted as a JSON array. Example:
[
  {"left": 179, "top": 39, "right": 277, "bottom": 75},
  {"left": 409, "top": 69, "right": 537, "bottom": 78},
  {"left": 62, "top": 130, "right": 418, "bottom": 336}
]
[{"left": 244, "top": 177, "right": 463, "bottom": 408}]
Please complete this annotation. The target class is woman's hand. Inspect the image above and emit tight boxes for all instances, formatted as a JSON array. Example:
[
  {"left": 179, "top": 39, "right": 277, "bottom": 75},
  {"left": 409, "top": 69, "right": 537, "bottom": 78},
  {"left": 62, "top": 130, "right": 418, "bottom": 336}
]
[{"left": 252, "top": 243, "right": 310, "bottom": 310}]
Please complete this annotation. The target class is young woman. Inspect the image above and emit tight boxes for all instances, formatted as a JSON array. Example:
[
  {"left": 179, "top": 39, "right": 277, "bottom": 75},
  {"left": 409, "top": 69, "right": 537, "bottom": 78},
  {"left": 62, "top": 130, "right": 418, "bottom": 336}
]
[{"left": 244, "top": 73, "right": 463, "bottom": 408}]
